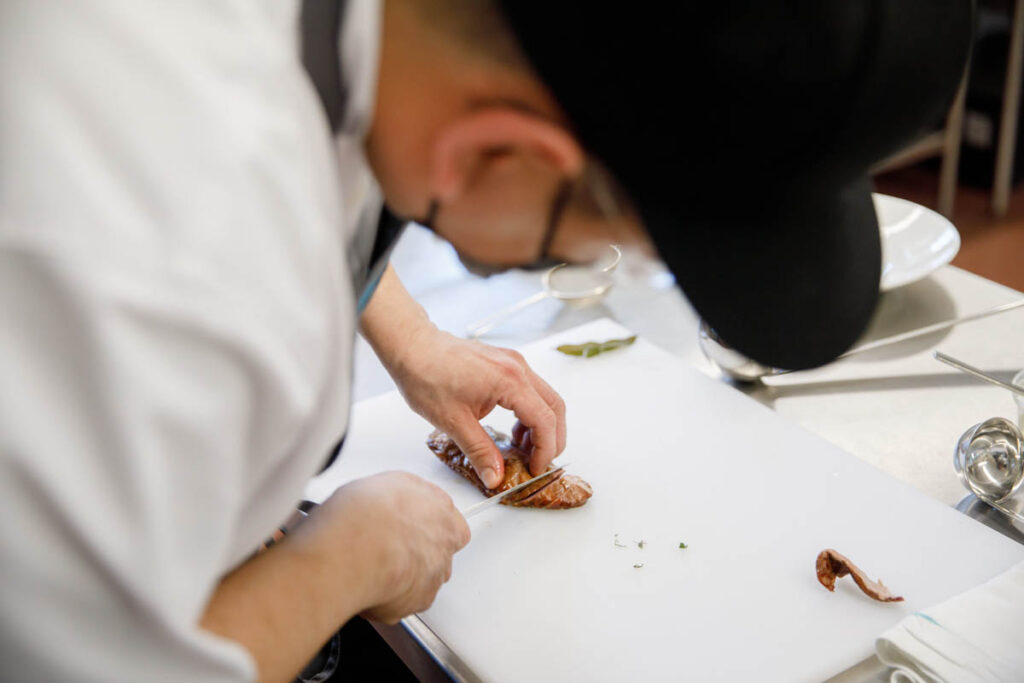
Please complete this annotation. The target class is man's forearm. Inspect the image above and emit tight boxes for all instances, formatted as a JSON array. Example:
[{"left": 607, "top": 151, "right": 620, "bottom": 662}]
[
  {"left": 200, "top": 268, "right": 438, "bottom": 681},
  {"left": 200, "top": 523, "right": 370, "bottom": 683},
  {"left": 359, "top": 263, "right": 435, "bottom": 372}
]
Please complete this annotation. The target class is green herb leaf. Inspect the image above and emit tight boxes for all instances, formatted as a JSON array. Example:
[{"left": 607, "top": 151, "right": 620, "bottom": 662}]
[
  {"left": 633, "top": 563, "right": 644, "bottom": 569},
  {"left": 637, "top": 540, "right": 646, "bottom": 549},
  {"left": 678, "top": 542, "right": 688, "bottom": 549},
  {"left": 556, "top": 335, "right": 637, "bottom": 358}
]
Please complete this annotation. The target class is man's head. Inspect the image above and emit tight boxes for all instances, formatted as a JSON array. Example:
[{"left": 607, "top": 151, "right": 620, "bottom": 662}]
[
  {"left": 366, "top": 0, "right": 650, "bottom": 271},
  {"left": 367, "top": 0, "right": 972, "bottom": 369}
]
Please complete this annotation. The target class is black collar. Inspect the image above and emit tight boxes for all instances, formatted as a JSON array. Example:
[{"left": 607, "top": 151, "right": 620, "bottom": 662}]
[{"left": 300, "top": 0, "right": 349, "bottom": 133}]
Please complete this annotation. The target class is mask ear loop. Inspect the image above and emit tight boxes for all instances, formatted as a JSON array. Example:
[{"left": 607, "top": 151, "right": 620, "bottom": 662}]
[
  {"left": 586, "top": 161, "right": 625, "bottom": 224},
  {"left": 420, "top": 179, "right": 572, "bottom": 270},
  {"left": 416, "top": 199, "right": 442, "bottom": 232},
  {"left": 537, "top": 178, "right": 575, "bottom": 263},
  {"left": 417, "top": 159, "right": 625, "bottom": 267}
]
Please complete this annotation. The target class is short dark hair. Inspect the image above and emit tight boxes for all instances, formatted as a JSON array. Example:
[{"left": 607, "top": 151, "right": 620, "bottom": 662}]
[{"left": 412, "top": 0, "right": 528, "bottom": 68}]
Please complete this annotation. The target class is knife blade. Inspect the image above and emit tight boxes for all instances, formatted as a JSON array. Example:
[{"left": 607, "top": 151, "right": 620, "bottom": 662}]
[{"left": 460, "top": 463, "right": 570, "bottom": 518}]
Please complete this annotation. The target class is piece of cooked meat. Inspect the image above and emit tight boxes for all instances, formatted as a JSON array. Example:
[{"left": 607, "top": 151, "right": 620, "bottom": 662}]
[
  {"left": 426, "top": 426, "right": 592, "bottom": 509},
  {"left": 816, "top": 549, "right": 904, "bottom": 603}
]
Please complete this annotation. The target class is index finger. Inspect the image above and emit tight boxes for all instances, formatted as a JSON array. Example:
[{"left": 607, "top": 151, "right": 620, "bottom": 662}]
[
  {"left": 522, "top": 367, "right": 566, "bottom": 456},
  {"left": 498, "top": 381, "right": 558, "bottom": 476}
]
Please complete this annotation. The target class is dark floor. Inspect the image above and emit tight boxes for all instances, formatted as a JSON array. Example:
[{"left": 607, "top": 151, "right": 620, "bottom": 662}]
[
  {"left": 327, "top": 617, "right": 418, "bottom": 682},
  {"left": 874, "top": 164, "right": 1024, "bottom": 293}
]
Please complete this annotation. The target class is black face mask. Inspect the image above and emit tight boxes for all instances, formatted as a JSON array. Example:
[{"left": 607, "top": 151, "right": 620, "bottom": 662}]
[{"left": 414, "top": 179, "right": 573, "bottom": 277}]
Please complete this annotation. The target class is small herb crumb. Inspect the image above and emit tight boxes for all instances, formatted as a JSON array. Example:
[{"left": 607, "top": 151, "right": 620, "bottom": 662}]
[
  {"left": 613, "top": 533, "right": 627, "bottom": 548},
  {"left": 556, "top": 335, "right": 637, "bottom": 358},
  {"left": 633, "top": 563, "right": 644, "bottom": 569},
  {"left": 678, "top": 542, "right": 688, "bottom": 549},
  {"left": 636, "top": 540, "right": 646, "bottom": 549}
]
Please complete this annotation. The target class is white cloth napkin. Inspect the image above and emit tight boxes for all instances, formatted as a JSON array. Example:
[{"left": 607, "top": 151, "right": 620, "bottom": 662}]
[{"left": 876, "top": 561, "right": 1024, "bottom": 682}]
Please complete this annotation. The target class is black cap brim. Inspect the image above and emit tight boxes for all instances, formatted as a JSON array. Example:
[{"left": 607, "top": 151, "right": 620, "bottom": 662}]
[{"left": 642, "top": 175, "right": 880, "bottom": 369}]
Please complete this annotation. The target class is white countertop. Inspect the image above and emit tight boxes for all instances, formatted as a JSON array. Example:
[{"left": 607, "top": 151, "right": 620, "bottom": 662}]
[{"left": 353, "top": 224, "right": 1024, "bottom": 681}]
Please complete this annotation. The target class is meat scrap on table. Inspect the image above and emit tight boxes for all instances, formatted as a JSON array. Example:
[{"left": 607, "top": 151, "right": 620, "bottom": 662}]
[
  {"left": 816, "top": 548, "right": 904, "bottom": 603},
  {"left": 426, "top": 426, "right": 593, "bottom": 509}
]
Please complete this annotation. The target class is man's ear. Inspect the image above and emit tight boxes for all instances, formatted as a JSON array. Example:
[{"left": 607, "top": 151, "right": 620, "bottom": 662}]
[{"left": 427, "top": 109, "right": 584, "bottom": 202}]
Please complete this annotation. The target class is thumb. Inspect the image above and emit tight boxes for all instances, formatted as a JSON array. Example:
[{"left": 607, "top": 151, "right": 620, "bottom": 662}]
[{"left": 450, "top": 416, "right": 505, "bottom": 490}]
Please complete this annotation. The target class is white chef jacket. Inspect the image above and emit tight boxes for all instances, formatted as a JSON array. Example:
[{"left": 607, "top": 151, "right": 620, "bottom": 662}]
[{"left": 0, "top": 0, "right": 382, "bottom": 680}]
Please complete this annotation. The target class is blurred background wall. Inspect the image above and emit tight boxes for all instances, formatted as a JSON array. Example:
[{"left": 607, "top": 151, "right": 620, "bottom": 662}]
[{"left": 874, "top": 0, "right": 1024, "bottom": 292}]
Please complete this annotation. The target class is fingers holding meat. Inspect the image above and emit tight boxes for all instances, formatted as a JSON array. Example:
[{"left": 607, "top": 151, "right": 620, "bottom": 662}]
[{"left": 427, "top": 427, "right": 592, "bottom": 509}]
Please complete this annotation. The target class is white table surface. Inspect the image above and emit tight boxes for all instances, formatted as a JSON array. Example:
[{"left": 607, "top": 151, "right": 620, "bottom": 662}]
[{"left": 351, "top": 224, "right": 1024, "bottom": 682}]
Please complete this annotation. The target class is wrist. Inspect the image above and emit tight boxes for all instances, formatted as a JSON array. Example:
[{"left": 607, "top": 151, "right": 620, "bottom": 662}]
[
  {"left": 358, "top": 264, "right": 437, "bottom": 376},
  {"left": 200, "top": 514, "right": 374, "bottom": 682},
  {"left": 282, "top": 504, "right": 380, "bottom": 621},
  {"left": 386, "top": 317, "right": 439, "bottom": 380},
  {"left": 302, "top": 488, "right": 422, "bottom": 619}
]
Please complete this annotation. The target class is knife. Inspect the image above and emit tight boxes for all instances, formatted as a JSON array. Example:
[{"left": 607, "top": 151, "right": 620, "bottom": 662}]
[{"left": 460, "top": 463, "right": 570, "bottom": 518}]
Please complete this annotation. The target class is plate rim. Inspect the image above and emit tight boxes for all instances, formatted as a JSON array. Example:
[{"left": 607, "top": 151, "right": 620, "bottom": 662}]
[{"left": 874, "top": 192, "right": 960, "bottom": 292}]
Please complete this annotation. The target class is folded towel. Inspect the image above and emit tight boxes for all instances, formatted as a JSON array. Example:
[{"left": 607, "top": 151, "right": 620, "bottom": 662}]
[{"left": 876, "top": 561, "right": 1024, "bottom": 682}]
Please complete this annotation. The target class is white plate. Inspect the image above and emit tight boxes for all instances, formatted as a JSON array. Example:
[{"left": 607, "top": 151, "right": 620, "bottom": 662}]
[{"left": 875, "top": 193, "right": 960, "bottom": 291}]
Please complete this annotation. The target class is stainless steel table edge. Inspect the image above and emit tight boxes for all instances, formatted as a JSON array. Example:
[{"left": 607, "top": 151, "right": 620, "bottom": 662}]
[
  {"left": 955, "top": 494, "right": 1024, "bottom": 544},
  {"left": 398, "top": 615, "right": 480, "bottom": 683}
]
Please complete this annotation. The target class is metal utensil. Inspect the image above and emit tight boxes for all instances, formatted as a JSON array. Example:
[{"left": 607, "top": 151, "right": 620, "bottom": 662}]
[
  {"left": 459, "top": 463, "right": 569, "bottom": 518},
  {"left": 954, "top": 418, "right": 1024, "bottom": 514},
  {"left": 698, "top": 322, "right": 777, "bottom": 383},
  {"left": 955, "top": 493, "right": 1024, "bottom": 544},
  {"left": 934, "top": 351, "right": 1024, "bottom": 398},
  {"left": 465, "top": 246, "right": 621, "bottom": 338},
  {"left": 939, "top": 353, "right": 1024, "bottom": 522},
  {"left": 700, "top": 299, "right": 1024, "bottom": 383}
]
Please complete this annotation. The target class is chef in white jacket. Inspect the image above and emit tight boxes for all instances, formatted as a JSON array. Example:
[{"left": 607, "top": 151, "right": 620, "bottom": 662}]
[
  {"left": 0, "top": 0, "right": 971, "bottom": 680},
  {"left": 0, "top": 1, "right": 650, "bottom": 681}
]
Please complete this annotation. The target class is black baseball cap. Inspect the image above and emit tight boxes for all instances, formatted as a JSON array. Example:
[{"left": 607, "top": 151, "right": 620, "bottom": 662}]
[{"left": 496, "top": 1, "right": 973, "bottom": 370}]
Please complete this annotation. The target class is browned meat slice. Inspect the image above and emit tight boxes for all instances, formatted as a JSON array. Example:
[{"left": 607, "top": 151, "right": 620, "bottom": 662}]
[
  {"left": 426, "top": 426, "right": 592, "bottom": 508},
  {"left": 816, "top": 549, "right": 904, "bottom": 603}
]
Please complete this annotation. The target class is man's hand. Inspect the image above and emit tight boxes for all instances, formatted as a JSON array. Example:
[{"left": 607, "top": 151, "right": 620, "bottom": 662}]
[
  {"left": 360, "top": 266, "right": 567, "bottom": 488},
  {"left": 201, "top": 472, "right": 468, "bottom": 681},
  {"left": 315, "top": 472, "right": 471, "bottom": 624},
  {"left": 393, "top": 327, "right": 566, "bottom": 487}
]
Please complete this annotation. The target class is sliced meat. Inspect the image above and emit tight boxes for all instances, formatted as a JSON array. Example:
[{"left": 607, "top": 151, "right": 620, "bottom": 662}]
[
  {"left": 816, "top": 549, "right": 904, "bottom": 603},
  {"left": 426, "top": 427, "right": 592, "bottom": 508},
  {"left": 512, "top": 469, "right": 593, "bottom": 508}
]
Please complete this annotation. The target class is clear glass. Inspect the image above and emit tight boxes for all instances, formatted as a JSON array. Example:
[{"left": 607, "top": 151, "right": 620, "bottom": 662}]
[
  {"left": 955, "top": 417, "right": 1024, "bottom": 525},
  {"left": 464, "top": 245, "right": 621, "bottom": 338}
]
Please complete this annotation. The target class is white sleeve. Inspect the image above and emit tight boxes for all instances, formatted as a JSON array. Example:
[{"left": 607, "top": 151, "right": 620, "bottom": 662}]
[
  {"left": 0, "top": 1, "right": 354, "bottom": 677},
  {"left": 0, "top": 250, "right": 273, "bottom": 682}
]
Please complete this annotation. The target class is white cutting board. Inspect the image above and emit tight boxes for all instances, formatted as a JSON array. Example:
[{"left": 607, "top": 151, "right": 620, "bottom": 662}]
[{"left": 306, "top": 319, "right": 1024, "bottom": 682}]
